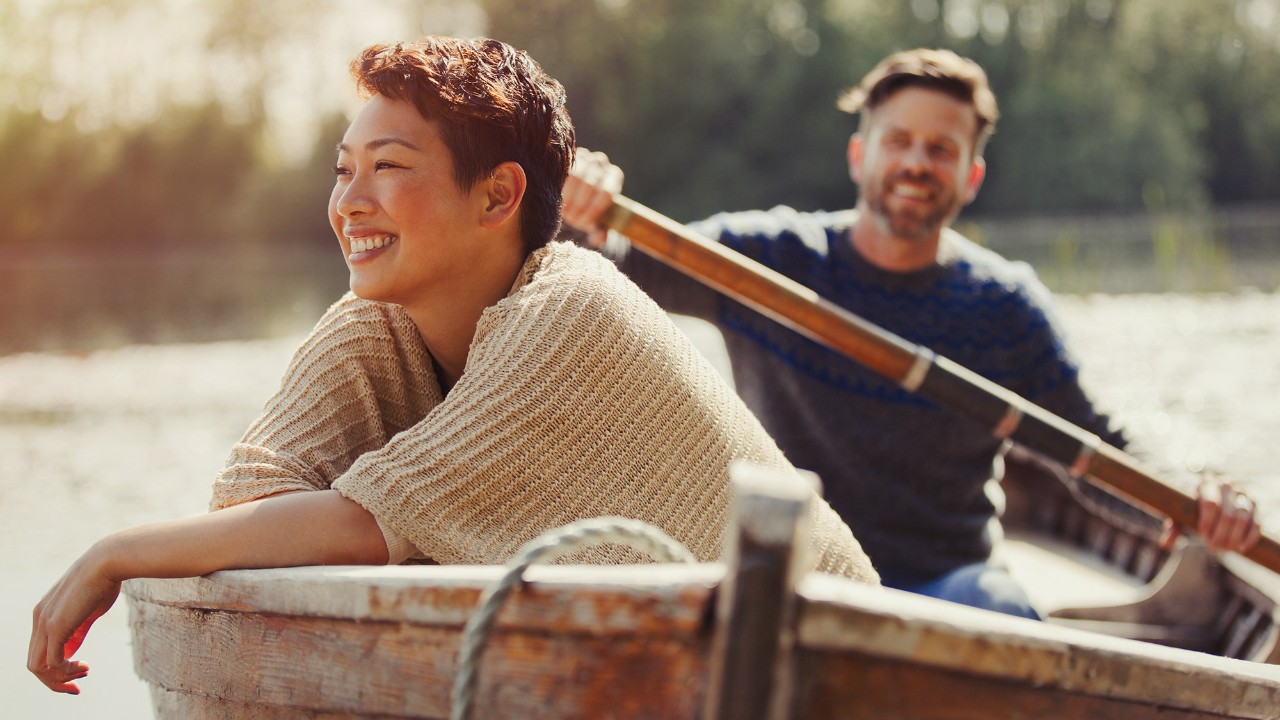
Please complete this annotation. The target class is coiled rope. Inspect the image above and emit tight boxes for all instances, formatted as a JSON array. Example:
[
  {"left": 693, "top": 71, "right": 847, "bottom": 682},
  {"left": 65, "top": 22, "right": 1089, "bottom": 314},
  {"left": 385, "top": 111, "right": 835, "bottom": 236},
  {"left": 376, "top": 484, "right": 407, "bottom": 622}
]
[{"left": 451, "top": 516, "right": 698, "bottom": 720}]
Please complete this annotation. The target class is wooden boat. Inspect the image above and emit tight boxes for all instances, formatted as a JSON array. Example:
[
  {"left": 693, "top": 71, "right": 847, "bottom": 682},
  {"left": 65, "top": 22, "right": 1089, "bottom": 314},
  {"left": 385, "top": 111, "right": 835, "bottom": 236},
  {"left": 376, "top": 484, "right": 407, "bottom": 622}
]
[
  {"left": 124, "top": 197, "right": 1280, "bottom": 717},
  {"left": 124, "top": 462, "right": 1280, "bottom": 719},
  {"left": 1001, "top": 450, "right": 1280, "bottom": 665}
]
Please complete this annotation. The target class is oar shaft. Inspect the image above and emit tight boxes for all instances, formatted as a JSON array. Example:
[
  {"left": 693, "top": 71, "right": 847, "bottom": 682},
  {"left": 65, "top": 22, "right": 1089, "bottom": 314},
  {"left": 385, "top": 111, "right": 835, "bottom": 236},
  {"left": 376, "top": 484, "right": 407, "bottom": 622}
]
[
  {"left": 601, "top": 195, "right": 1280, "bottom": 576},
  {"left": 602, "top": 198, "right": 922, "bottom": 383}
]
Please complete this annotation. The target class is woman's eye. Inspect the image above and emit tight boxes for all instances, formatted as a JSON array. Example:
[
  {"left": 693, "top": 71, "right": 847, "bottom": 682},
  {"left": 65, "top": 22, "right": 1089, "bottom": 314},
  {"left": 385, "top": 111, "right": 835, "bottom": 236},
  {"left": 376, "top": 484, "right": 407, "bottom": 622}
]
[
  {"left": 375, "top": 160, "right": 400, "bottom": 170},
  {"left": 333, "top": 165, "right": 350, "bottom": 177}
]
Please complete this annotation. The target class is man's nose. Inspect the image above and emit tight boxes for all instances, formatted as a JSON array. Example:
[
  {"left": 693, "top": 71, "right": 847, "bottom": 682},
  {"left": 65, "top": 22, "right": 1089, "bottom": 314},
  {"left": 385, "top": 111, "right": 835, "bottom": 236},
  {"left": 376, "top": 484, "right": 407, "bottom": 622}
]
[{"left": 900, "top": 142, "right": 931, "bottom": 172}]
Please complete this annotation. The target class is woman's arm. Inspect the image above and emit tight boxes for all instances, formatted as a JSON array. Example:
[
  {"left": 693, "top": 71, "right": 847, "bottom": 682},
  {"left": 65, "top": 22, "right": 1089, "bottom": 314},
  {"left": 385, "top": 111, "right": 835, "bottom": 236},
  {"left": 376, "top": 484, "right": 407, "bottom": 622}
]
[
  {"left": 29, "top": 490, "right": 387, "bottom": 694},
  {"left": 210, "top": 294, "right": 441, "bottom": 511}
]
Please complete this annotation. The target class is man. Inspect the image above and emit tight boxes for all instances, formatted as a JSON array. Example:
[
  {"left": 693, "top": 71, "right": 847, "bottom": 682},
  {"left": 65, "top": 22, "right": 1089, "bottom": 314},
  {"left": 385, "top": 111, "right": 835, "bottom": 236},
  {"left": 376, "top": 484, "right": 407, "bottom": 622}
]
[{"left": 563, "top": 48, "right": 1260, "bottom": 618}]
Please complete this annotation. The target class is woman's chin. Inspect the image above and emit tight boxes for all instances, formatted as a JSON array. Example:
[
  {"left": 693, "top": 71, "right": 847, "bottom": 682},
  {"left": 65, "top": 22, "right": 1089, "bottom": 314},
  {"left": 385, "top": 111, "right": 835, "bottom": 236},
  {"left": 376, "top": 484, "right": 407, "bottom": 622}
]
[{"left": 348, "top": 275, "right": 391, "bottom": 303}]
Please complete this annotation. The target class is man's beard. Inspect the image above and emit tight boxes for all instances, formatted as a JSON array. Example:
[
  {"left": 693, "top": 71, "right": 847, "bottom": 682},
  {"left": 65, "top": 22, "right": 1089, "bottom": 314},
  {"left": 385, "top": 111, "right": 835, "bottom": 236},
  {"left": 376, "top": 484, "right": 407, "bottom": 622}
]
[{"left": 864, "top": 173, "right": 958, "bottom": 242}]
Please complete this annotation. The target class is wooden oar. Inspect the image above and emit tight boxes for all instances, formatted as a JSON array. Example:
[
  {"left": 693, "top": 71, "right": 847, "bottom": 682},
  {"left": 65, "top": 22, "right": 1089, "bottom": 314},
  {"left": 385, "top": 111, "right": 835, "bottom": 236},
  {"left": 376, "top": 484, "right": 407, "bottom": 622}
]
[{"left": 600, "top": 194, "right": 1280, "bottom": 576}]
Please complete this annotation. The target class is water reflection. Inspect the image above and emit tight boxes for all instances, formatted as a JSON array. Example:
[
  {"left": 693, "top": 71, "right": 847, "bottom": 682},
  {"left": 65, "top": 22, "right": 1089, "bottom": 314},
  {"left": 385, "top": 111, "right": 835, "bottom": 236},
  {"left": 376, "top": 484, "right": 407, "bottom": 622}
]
[
  {"left": 1, "top": 248, "right": 347, "bottom": 354},
  {"left": 2, "top": 208, "right": 1278, "bottom": 356},
  {"left": 963, "top": 205, "right": 1280, "bottom": 294}
]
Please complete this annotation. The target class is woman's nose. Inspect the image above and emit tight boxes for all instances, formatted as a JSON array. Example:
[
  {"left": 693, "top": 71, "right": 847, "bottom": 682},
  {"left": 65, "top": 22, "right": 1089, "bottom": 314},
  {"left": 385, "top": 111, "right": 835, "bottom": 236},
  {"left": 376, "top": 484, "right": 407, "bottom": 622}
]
[{"left": 334, "top": 176, "right": 374, "bottom": 218}]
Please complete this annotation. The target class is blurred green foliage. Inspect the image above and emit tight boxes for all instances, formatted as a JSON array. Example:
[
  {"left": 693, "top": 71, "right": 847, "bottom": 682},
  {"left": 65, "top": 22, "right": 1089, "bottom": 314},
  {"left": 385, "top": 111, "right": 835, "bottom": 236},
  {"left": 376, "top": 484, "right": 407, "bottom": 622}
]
[
  {"left": 0, "top": 104, "right": 340, "bottom": 256},
  {"left": 2, "top": 0, "right": 1279, "bottom": 273},
  {"left": 482, "top": 0, "right": 1280, "bottom": 222}
]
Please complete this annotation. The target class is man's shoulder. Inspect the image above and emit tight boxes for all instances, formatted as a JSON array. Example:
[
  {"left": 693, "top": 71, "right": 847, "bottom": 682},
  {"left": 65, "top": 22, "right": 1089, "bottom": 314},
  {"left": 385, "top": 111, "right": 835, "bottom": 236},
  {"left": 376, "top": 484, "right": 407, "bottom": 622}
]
[
  {"left": 940, "top": 228, "right": 1049, "bottom": 301},
  {"left": 691, "top": 205, "right": 852, "bottom": 256}
]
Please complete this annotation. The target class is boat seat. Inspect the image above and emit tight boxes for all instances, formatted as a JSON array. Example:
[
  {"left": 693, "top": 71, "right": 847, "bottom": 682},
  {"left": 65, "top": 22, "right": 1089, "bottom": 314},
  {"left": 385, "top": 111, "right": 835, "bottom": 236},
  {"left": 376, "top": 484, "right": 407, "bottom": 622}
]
[
  {"left": 1002, "top": 531, "right": 1243, "bottom": 653},
  {"left": 998, "top": 529, "right": 1148, "bottom": 616}
]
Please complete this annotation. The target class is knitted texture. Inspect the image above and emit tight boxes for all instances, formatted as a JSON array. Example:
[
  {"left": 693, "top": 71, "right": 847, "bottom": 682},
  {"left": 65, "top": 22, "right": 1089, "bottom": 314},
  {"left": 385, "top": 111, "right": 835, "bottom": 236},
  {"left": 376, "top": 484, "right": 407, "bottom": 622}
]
[
  {"left": 611, "top": 207, "right": 1125, "bottom": 585},
  {"left": 210, "top": 242, "right": 877, "bottom": 582}
]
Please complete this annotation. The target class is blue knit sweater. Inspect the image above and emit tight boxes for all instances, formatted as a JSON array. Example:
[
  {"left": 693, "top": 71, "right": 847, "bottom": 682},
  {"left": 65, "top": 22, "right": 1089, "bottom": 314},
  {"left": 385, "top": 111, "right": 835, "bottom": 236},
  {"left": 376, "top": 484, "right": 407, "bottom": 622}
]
[{"left": 610, "top": 206, "right": 1126, "bottom": 584}]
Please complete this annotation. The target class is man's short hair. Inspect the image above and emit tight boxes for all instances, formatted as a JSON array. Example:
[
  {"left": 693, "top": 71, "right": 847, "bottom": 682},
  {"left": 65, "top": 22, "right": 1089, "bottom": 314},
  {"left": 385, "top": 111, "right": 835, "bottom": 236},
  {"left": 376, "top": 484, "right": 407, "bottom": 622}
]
[
  {"left": 350, "top": 37, "right": 575, "bottom": 252},
  {"left": 838, "top": 48, "right": 999, "bottom": 155}
]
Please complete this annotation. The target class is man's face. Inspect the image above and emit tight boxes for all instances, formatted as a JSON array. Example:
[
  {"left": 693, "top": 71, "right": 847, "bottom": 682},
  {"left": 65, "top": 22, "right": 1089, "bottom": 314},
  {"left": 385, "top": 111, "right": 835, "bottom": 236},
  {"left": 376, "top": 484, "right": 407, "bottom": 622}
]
[{"left": 849, "top": 87, "right": 985, "bottom": 244}]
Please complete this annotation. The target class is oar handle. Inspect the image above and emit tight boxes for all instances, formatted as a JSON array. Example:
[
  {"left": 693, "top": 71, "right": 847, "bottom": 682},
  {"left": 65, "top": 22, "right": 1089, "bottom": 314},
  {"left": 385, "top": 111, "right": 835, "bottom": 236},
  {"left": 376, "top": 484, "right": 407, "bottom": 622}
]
[{"left": 602, "top": 195, "right": 1280, "bottom": 576}]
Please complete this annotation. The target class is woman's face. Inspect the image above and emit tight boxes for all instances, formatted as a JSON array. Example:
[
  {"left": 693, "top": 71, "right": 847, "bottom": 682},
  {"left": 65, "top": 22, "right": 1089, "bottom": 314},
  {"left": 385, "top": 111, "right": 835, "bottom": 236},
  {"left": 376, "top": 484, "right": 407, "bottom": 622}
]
[{"left": 329, "top": 94, "right": 485, "bottom": 309}]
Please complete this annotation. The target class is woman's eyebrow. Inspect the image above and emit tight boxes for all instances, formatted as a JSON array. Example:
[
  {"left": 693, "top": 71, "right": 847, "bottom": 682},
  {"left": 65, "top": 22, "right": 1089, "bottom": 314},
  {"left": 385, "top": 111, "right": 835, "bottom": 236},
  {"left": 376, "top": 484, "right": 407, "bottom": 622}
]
[{"left": 335, "top": 137, "right": 424, "bottom": 154}]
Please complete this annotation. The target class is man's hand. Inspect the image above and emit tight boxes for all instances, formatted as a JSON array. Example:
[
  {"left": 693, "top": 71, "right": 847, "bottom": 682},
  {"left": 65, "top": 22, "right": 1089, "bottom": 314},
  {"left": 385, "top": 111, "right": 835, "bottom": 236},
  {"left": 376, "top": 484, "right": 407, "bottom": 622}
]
[
  {"left": 563, "top": 148, "right": 625, "bottom": 247},
  {"left": 1161, "top": 475, "right": 1262, "bottom": 554}
]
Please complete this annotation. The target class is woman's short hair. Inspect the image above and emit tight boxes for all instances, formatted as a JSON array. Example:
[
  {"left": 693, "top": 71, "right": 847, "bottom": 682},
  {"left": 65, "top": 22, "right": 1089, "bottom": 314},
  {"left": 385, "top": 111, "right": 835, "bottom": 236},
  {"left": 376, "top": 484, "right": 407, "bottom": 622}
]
[{"left": 350, "top": 37, "right": 576, "bottom": 252}]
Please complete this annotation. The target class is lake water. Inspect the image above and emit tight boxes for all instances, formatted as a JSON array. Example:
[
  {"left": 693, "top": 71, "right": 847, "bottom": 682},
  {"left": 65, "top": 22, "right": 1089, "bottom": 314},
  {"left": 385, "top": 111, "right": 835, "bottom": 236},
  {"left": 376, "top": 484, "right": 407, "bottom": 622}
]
[
  {"left": 4, "top": 205, "right": 1279, "bottom": 355},
  {"left": 2, "top": 223, "right": 1278, "bottom": 717}
]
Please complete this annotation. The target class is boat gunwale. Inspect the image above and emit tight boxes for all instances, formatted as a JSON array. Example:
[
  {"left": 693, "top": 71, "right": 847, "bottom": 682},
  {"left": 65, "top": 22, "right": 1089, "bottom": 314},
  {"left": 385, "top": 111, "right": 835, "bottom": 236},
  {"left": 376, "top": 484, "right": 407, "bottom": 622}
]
[
  {"left": 123, "top": 563, "right": 722, "bottom": 634},
  {"left": 127, "top": 562, "right": 1280, "bottom": 719},
  {"left": 798, "top": 572, "right": 1280, "bottom": 718}
]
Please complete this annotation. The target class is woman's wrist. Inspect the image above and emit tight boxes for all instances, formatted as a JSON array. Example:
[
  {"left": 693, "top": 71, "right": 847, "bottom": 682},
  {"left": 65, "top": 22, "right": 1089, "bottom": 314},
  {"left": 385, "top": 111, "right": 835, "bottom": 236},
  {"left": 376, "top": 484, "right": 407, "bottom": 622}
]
[{"left": 84, "top": 533, "right": 131, "bottom": 585}]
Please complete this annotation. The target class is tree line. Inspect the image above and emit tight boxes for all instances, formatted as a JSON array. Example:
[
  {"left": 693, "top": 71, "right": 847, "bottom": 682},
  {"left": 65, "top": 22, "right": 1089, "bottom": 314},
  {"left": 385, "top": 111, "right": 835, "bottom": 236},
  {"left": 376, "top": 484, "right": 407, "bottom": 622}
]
[{"left": 2, "top": 0, "right": 1278, "bottom": 258}]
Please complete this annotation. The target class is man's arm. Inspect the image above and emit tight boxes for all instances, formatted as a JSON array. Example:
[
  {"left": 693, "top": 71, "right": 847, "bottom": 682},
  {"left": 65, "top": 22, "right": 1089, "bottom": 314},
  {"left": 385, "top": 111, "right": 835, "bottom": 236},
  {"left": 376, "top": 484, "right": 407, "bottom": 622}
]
[
  {"left": 1017, "top": 287, "right": 1262, "bottom": 555},
  {"left": 563, "top": 148, "right": 730, "bottom": 323},
  {"left": 29, "top": 490, "right": 387, "bottom": 694}
]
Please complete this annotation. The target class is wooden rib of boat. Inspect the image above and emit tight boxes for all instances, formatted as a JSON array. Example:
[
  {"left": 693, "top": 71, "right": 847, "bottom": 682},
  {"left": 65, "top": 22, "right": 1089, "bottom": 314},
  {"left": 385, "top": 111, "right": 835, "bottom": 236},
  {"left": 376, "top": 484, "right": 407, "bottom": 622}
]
[{"left": 125, "top": 464, "right": 1280, "bottom": 719}]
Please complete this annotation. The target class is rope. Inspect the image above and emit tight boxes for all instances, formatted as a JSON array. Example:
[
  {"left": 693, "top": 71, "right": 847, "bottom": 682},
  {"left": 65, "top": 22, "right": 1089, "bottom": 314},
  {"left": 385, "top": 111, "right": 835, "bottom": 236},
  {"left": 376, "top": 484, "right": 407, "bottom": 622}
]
[{"left": 450, "top": 516, "right": 697, "bottom": 720}]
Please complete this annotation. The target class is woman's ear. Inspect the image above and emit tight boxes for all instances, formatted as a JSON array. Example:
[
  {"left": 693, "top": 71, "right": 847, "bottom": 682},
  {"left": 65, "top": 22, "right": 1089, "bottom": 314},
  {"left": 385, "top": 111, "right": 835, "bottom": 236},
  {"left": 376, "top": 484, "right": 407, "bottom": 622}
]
[{"left": 480, "top": 161, "right": 527, "bottom": 229}]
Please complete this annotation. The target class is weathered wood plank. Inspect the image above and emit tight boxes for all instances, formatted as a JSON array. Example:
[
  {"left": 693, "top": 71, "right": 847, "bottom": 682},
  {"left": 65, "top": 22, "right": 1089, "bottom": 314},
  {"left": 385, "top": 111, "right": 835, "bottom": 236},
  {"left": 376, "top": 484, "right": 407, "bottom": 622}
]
[
  {"left": 128, "top": 569, "right": 715, "bottom": 719},
  {"left": 792, "top": 652, "right": 1248, "bottom": 720},
  {"left": 704, "top": 463, "right": 816, "bottom": 720},
  {"left": 795, "top": 573, "right": 1280, "bottom": 719},
  {"left": 1000, "top": 531, "right": 1147, "bottom": 614},
  {"left": 125, "top": 550, "right": 1280, "bottom": 718},
  {"left": 150, "top": 684, "right": 413, "bottom": 720},
  {"left": 126, "top": 563, "right": 719, "bottom": 631}
]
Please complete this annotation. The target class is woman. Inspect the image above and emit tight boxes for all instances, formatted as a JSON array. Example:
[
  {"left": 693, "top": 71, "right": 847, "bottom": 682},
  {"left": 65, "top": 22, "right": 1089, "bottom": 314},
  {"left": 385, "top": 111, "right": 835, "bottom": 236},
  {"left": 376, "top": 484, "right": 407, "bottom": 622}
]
[{"left": 29, "top": 37, "right": 877, "bottom": 695}]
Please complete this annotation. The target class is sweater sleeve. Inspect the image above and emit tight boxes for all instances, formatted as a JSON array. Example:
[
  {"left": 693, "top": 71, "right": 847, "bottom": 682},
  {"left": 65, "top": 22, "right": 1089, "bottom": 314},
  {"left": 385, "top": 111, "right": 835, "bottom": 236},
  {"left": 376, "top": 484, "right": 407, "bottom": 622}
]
[
  {"left": 331, "top": 244, "right": 878, "bottom": 581},
  {"left": 1009, "top": 270, "right": 1128, "bottom": 450},
  {"left": 209, "top": 293, "right": 443, "bottom": 512}
]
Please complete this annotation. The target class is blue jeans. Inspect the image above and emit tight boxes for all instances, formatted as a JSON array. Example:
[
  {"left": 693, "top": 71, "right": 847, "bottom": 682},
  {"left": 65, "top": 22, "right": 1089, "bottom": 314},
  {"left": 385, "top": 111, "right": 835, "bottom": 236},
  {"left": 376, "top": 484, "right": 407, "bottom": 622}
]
[{"left": 890, "top": 562, "right": 1041, "bottom": 620}]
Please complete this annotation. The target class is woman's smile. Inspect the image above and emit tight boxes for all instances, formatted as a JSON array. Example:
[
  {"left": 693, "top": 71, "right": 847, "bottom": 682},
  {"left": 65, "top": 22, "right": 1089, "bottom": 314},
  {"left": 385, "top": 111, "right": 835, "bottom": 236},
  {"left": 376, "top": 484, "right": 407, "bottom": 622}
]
[{"left": 345, "top": 233, "right": 399, "bottom": 258}]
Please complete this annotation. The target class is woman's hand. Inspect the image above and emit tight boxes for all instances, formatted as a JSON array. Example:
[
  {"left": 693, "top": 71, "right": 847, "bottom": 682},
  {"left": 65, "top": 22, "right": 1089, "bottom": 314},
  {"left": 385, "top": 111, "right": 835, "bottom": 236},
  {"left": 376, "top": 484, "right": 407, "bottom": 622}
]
[
  {"left": 28, "top": 542, "right": 122, "bottom": 694},
  {"left": 27, "top": 490, "right": 389, "bottom": 694}
]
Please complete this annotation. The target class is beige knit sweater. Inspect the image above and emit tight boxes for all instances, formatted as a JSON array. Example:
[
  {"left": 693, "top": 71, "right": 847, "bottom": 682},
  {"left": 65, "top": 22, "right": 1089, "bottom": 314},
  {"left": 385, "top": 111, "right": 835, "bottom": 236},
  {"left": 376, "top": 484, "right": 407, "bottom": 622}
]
[{"left": 210, "top": 242, "right": 877, "bottom": 582}]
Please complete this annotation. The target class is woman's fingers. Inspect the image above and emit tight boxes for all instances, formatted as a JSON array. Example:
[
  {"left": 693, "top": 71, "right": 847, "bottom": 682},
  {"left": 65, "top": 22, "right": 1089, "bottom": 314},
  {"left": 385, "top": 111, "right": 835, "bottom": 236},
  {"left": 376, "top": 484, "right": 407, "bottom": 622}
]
[
  {"left": 28, "top": 557, "right": 122, "bottom": 694},
  {"left": 29, "top": 594, "right": 88, "bottom": 694}
]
